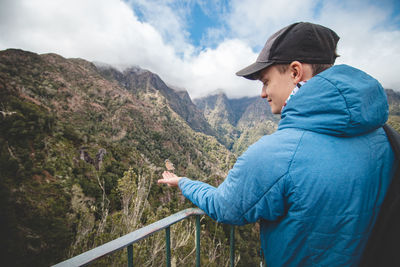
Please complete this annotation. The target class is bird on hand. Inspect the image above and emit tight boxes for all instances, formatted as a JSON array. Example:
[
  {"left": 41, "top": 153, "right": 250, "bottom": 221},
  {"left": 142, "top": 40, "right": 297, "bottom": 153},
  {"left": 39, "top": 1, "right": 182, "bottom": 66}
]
[
  {"left": 164, "top": 159, "right": 175, "bottom": 172},
  {"left": 159, "top": 159, "right": 181, "bottom": 187}
]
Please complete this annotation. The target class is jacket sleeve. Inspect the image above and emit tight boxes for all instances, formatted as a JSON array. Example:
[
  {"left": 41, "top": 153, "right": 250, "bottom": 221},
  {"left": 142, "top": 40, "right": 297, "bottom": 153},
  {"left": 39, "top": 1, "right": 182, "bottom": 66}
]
[{"left": 178, "top": 132, "right": 300, "bottom": 225}]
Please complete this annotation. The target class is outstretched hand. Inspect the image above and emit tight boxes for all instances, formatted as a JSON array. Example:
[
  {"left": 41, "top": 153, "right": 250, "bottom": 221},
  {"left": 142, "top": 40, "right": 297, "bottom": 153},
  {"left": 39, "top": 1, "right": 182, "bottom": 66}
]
[{"left": 158, "top": 171, "right": 182, "bottom": 187}]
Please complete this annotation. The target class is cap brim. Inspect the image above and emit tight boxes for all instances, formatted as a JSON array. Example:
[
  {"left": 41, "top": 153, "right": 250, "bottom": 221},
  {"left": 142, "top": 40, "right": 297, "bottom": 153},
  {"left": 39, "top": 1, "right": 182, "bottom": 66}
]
[{"left": 235, "top": 61, "right": 274, "bottom": 80}]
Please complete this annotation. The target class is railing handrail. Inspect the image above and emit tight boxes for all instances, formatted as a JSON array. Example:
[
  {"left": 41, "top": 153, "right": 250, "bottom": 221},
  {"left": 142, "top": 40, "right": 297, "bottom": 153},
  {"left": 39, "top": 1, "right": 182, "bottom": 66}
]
[{"left": 53, "top": 208, "right": 205, "bottom": 267}]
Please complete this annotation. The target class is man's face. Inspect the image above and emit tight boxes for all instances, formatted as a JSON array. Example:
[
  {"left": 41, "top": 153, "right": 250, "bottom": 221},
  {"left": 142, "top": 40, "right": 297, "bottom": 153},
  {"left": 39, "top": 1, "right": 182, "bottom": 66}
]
[{"left": 259, "top": 66, "right": 295, "bottom": 114}]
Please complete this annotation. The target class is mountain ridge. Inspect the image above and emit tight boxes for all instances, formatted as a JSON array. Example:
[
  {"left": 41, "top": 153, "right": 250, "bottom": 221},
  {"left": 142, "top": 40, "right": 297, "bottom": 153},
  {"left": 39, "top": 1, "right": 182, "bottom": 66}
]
[
  {"left": 97, "top": 65, "right": 217, "bottom": 137},
  {"left": 0, "top": 48, "right": 239, "bottom": 266},
  {"left": 194, "top": 91, "right": 279, "bottom": 153}
]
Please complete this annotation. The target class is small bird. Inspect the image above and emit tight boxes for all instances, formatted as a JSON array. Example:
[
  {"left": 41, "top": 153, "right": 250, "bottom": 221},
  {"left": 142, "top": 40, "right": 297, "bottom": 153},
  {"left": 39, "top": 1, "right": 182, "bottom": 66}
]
[{"left": 164, "top": 159, "right": 175, "bottom": 172}]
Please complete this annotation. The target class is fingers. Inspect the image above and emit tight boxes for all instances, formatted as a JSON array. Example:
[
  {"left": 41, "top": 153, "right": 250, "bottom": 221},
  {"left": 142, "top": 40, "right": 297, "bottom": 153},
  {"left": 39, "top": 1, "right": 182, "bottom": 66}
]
[
  {"left": 157, "top": 179, "right": 173, "bottom": 187},
  {"left": 157, "top": 175, "right": 181, "bottom": 187},
  {"left": 157, "top": 178, "right": 174, "bottom": 185},
  {"left": 158, "top": 170, "right": 182, "bottom": 188},
  {"left": 157, "top": 178, "right": 169, "bottom": 184},
  {"left": 162, "top": 171, "right": 177, "bottom": 179}
]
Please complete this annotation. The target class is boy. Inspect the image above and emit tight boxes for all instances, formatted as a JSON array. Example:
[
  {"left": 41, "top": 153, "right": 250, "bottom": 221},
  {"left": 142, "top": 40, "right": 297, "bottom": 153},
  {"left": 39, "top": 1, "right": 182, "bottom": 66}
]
[{"left": 158, "top": 22, "right": 394, "bottom": 266}]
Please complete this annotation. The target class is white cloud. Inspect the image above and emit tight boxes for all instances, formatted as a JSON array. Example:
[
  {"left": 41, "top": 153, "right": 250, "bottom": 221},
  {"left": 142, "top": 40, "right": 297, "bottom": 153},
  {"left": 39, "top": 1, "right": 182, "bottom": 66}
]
[
  {"left": 316, "top": 1, "right": 400, "bottom": 90},
  {"left": 225, "top": 0, "right": 316, "bottom": 47},
  {"left": 0, "top": 0, "right": 260, "bottom": 99},
  {"left": 0, "top": 0, "right": 166, "bottom": 63},
  {"left": 125, "top": 0, "right": 194, "bottom": 57},
  {"left": 0, "top": 0, "right": 399, "bottom": 102},
  {"left": 220, "top": 0, "right": 400, "bottom": 90},
  {"left": 187, "top": 39, "right": 259, "bottom": 99}
]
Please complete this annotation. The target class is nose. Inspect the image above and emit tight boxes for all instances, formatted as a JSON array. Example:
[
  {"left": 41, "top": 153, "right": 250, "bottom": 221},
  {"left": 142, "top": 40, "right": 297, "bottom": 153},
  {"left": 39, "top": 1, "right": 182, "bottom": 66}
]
[{"left": 261, "top": 85, "right": 268, "bottom": 99}]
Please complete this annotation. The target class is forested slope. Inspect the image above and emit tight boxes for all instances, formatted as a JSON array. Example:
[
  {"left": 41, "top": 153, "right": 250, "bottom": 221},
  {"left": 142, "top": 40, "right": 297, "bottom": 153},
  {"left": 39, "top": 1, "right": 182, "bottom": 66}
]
[{"left": 0, "top": 49, "right": 257, "bottom": 266}]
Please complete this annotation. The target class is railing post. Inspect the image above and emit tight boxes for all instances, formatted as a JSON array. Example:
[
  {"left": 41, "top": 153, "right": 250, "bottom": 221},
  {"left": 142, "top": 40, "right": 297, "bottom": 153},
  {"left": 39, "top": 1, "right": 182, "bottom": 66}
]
[
  {"left": 230, "top": 226, "right": 235, "bottom": 267},
  {"left": 166, "top": 226, "right": 171, "bottom": 267},
  {"left": 196, "top": 215, "right": 201, "bottom": 267},
  {"left": 127, "top": 244, "right": 133, "bottom": 267}
]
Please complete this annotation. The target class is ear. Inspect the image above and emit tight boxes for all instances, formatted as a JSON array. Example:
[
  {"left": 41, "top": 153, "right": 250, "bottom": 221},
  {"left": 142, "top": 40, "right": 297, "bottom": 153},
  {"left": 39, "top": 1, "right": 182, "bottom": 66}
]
[{"left": 289, "top": 61, "right": 303, "bottom": 84}]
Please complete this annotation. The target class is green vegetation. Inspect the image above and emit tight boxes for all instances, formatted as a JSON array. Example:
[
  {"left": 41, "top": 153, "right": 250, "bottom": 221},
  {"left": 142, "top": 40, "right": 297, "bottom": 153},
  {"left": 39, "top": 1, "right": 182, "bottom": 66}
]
[
  {"left": 1, "top": 49, "right": 398, "bottom": 266},
  {"left": 0, "top": 49, "right": 260, "bottom": 266},
  {"left": 194, "top": 93, "right": 279, "bottom": 156}
]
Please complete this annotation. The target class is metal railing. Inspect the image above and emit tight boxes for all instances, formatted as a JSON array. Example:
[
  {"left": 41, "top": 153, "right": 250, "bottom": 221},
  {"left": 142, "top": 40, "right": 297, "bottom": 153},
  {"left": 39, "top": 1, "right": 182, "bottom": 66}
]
[{"left": 53, "top": 208, "right": 236, "bottom": 267}]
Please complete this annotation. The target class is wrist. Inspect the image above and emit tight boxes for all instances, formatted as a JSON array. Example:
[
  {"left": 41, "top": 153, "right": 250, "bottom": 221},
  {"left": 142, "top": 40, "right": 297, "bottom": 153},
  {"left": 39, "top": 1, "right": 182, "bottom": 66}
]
[{"left": 178, "top": 177, "right": 189, "bottom": 189}]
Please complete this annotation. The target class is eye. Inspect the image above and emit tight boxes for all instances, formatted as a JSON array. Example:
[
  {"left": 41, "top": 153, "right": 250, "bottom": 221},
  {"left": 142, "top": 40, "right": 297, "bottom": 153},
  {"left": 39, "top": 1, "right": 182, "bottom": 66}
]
[{"left": 262, "top": 80, "right": 268, "bottom": 86}]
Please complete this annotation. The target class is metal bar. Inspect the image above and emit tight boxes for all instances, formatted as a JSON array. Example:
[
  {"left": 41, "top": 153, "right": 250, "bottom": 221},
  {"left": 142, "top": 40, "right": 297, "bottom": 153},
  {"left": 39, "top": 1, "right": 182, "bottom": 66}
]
[
  {"left": 53, "top": 208, "right": 205, "bottom": 267},
  {"left": 230, "top": 226, "right": 235, "bottom": 267},
  {"left": 127, "top": 244, "right": 133, "bottom": 267},
  {"left": 166, "top": 227, "right": 171, "bottom": 267},
  {"left": 196, "top": 215, "right": 201, "bottom": 267}
]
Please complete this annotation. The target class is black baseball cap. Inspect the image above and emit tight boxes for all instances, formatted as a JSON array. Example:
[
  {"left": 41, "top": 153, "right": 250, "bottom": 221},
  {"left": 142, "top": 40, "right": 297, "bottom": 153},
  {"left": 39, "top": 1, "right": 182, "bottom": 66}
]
[{"left": 236, "top": 22, "right": 340, "bottom": 80}]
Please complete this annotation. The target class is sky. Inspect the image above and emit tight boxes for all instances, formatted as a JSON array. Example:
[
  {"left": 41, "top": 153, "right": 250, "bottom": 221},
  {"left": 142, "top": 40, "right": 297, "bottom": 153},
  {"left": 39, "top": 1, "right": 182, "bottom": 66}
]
[{"left": 0, "top": 0, "right": 399, "bottom": 99}]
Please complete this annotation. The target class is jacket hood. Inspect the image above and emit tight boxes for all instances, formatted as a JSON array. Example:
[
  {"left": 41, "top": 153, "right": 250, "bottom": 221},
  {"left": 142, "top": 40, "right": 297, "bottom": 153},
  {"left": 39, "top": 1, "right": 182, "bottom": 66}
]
[{"left": 278, "top": 64, "right": 389, "bottom": 136}]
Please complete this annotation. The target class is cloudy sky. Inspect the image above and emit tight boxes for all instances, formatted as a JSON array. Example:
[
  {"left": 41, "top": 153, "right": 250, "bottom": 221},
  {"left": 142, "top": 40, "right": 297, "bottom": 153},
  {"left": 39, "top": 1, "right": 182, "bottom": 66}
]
[{"left": 0, "top": 0, "right": 399, "bottom": 99}]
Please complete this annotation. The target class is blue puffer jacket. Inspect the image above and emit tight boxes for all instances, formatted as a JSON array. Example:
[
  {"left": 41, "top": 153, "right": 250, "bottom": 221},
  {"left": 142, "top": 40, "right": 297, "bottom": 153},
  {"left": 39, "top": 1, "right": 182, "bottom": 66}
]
[{"left": 178, "top": 65, "right": 395, "bottom": 266}]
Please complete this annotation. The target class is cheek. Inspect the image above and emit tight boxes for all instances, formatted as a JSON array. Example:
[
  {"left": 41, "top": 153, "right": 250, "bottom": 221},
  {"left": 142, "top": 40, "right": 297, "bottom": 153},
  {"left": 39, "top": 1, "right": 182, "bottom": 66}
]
[
  {"left": 278, "top": 80, "right": 293, "bottom": 99},
  {"left": 265, "top": 84, "right": 273, "bottom": 95}
]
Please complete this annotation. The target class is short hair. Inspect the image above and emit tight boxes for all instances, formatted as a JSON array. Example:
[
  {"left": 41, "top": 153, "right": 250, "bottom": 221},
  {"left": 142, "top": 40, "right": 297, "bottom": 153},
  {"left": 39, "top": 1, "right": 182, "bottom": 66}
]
[
  {"left": 275, "top": 63, "right": 333, "bottom": 76},
  {"left": 274, "top": 50, "right": 339, "bottom": 76}
]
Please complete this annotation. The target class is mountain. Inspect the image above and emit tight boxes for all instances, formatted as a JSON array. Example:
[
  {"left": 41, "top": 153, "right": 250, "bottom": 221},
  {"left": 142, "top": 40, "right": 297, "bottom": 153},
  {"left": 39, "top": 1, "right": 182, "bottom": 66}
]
[
  {"left": 195, "top": 88, "right": 400, "bottom": 154},
  {"left": 386, "top": 88, "right": 400, "bottom": 113},
  {"left": 98, "top": 66, "right": 216, "bottom": 137},
  {"left": 386, "top": 88, "right": 400, "bottom": 131},
  {"left": 1, "top": 48, "right": 398, "bottom": 266},
  {"left": 0, "top": 49, "right": 244, "bottom": 266},
  {"left": 194, "top": 93, "right": 279, "bottom": 154}
]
